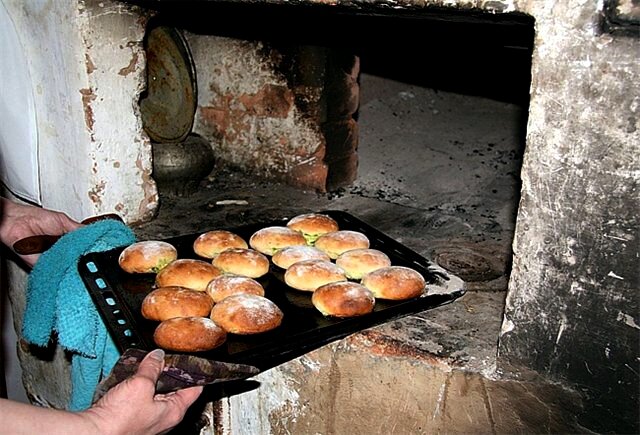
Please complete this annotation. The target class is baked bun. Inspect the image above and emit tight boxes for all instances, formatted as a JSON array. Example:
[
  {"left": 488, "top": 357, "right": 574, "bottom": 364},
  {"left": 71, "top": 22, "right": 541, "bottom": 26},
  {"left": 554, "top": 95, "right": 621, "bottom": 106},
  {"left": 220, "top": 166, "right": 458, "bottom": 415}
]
[
  {"left": 153, "top": 316, "right": 227, "bottom": 352},
  {"left": 155, "top": 259, "right": 222, "bottom": 292},
  {"left": 210, "top": 294, "right": 283, "bottom": 335},
  {"left": 314, "top": 230, "right": 370, "bottom": 259},
  {"left": 272, "top": 245, "right": 331, "bottom": 269},
  {"left": 212, "top": 248, "right": 270, "bottom": 278},
  {"left": 335, "top": 248, "right": 392, "bottom": 280},
  {"left": 361, "top": 266, "right": 426, "bottom": 300},
  {"left": 141, "top": 286, "right": 214, "bottom": 321},
  {"left": 118, "top": 241, "right": 178, "bottom": 273},
  {"left": 286, "top": 213, "right": 339, "bottom": 244},
  {"left": 312, "top": 281, "right": 375, "bottom": 317},
  {"left": 206, "top": 275, "right": 265, "bottom": 303},
  {"left": 193, "top": 230, "right": 248, "bottom": 259},
  {"left": 249, "top": 226, "right": 307, "bottom": 256},
  {"left": 284, "top": 259, "right": 347, "bottom": 292}
]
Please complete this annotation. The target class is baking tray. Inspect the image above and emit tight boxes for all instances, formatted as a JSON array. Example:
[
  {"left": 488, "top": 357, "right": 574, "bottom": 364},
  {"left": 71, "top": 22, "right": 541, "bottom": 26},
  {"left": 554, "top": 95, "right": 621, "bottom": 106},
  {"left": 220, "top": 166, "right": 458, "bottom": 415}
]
[{"left": 80, "top": 210, "right": 465, "bottom": 370}]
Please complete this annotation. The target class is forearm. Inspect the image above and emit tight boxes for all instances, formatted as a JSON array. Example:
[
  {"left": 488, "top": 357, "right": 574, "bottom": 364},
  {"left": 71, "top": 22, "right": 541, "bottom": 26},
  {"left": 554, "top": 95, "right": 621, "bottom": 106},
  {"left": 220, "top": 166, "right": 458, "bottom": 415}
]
[{"left": 0, "top": 398, "right": 99, "bottom": 434}]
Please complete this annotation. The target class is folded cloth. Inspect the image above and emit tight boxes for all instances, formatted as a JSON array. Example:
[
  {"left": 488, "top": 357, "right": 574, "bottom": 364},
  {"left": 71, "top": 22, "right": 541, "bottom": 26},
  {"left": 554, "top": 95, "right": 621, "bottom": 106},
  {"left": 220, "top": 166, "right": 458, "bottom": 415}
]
[{"left": 22, "top": 219, "right": 136, "bottom": 411}]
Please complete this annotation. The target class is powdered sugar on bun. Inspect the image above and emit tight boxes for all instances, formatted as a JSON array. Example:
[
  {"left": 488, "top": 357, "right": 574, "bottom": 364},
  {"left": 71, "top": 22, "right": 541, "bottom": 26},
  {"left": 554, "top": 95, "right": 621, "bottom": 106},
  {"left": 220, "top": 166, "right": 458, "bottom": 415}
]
[
  {"left": 193, "top": 230, "right": 248, "bottom": 259},
  {"left": 312, "top": 281, "right": 375, "bottom": 317},
  {"left": 336, "top": 248, "right": 391, "bottom": 280},
  {"left": 284, "top": 259, "right": 347, "bottom": 292},
  {"left": 212, "top": 248, "right": 270, "bottom": 278},
  {"left": 314, "top": 230, "right": 370, "bottom": 259},
  {"left": 155, "top": 259, "right": 222, "bottom": 292},
  {"left": 142, "top": 286, "right": 214, "bottom": 321},
  {"left": 118, "top": 241, "right": 178, "bottom": 273},
  {"left": 249, "top": 226, "right": 307, "bottom": 255},
  {"left": 153, "top": 317, "right": 227, "bottom": 352},
  {"left": 210, "top": 294, "right": 283, "bottom": 334},
  {"left": 272, "top": 246, "right": 331, "bottom": 269},
  {"left": 286, "top": 213, "right": 339, "bottom": 243},
  {"left": 361, "top": 266, "right": 426, "bottom": 300},
  {"left": 206, "top": 275, "right": 265, "bottom": 303}
]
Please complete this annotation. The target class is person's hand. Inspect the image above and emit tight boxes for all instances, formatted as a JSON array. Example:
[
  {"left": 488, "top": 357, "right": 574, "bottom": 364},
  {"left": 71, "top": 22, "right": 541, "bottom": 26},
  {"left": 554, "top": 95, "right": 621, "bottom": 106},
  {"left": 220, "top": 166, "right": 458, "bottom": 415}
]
[
  {"left": 0, "top": 197, "right": 82, "bottom": 267},
  {"left": 81, "top": 349, "right": 203, "bottom": 435}
]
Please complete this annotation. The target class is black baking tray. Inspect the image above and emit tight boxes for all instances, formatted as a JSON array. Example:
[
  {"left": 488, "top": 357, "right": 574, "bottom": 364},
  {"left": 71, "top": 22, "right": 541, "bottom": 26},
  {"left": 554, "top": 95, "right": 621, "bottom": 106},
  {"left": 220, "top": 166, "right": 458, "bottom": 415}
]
[{"left": 80, "top": 210, "right": 464, "bottom": 371}]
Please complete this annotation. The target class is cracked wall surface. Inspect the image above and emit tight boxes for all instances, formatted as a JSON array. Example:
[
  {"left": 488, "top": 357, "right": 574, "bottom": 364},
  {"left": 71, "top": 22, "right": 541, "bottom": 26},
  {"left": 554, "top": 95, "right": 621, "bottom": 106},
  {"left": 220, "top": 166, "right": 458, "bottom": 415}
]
[
  {"left": 499, "top": 1, "right": 639, "bottom": 432},
  {"left": 2, "top": 0, "right": 156, "bottom": 408}
]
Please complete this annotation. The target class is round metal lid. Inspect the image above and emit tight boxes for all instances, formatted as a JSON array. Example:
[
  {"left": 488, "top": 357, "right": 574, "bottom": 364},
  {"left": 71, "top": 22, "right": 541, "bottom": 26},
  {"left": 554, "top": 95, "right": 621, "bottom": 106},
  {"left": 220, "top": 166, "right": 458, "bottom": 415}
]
[{"left": 140, "top": 25, "right": 196, "bottom": 143}]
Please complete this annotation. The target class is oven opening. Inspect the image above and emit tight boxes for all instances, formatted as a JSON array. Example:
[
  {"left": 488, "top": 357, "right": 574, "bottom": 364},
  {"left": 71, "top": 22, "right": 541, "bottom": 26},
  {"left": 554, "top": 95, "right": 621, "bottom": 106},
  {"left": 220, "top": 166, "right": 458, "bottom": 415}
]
[
  {"left": 138, "top": 4, "right": 533, "bottom": 347},
  {"left": 131, "top": 3, "right": 547, "bottom": 431}
]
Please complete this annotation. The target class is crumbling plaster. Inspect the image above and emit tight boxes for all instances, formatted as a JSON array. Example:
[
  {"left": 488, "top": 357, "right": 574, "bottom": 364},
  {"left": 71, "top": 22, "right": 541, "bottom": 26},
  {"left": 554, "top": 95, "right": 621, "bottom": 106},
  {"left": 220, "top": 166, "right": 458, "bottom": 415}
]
[
  {"left": 218, "top": 332, "right": 584, "bottom": 434},
  {"left": 2, "top": 0, "right": 156, "bottom": 223},
  {"left": 189, "top": 35, "right": 328, "bottom": 188},
  {"left": 3, "top": 0, "right": 155, "bottom": 407},
  {"left": 78, "top": 0, "right": 157, "bottom": 223}
]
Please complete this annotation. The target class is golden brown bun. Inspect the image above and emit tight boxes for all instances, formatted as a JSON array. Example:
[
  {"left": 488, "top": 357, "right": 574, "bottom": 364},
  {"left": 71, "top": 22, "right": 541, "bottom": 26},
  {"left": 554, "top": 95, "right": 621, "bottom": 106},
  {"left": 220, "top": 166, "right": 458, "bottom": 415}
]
[
  {"left": 312, "top": 281, "right": 375, "bottom": 317},
  {"left": 212, "top": 248, "right": 270, "bottom": 278},
  {"left": 271, "top": 246, "right": 331, "bottom": 269},
  {"left": 206, "top": 275, "right": 265, "bottom": 303},
  {"left": 118, "top": 241, "right": 178, "bottom": 273},
  {"left": 155, "top": 259, "right": 222, "bottom": 292},
  {"left": 249, "top": 226, "right": 307, "bottom": 256},
  {"left": 210, "top": 294, "right": 283, "bottom": 335},
  {"left": 286, "top": 213, "right": 339, "bottom": 244},
  {"left": 141, "top": 286, "right": 214, "bottom": 321},
  {"left": 314, "top": 230, "right": 370, "bottom": 259},
  {"left": 193, "top": 230, "right": 248, "bottom": 259},
  {"left": 361, "top": 266, "right": 426, "bottom": 300},
  {"left": 153, "top": 316, "right": 227, "bottom": 352},
  {"left": 335, "top": 248, "right": 392, "bottom": 280},
  {"left": 284, "top": 259, "right": 347, "bottom": 292}
]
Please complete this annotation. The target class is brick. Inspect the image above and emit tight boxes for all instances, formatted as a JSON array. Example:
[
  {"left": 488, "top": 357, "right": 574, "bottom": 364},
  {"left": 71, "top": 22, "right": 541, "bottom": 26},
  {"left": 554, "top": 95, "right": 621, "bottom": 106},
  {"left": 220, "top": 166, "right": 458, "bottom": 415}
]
[
  {"left": 326, "top": 152, "right": 358, "bottom": 190},
  {"left": 286, "top": 154, "right": 329, "bottom": 192},
  {"left": 238, "top": 84, "right": 294, "bottom": 118},
  {"left": 322, "top": 119, "right": 359, "bottom": 158}
]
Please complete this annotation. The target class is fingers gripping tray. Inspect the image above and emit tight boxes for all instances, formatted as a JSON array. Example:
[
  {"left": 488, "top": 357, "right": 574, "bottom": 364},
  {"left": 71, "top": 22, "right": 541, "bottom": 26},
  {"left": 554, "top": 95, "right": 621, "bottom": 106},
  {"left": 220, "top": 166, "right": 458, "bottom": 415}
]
[{"left": 79, "top": 211, "right": 465, "bottom": 371}]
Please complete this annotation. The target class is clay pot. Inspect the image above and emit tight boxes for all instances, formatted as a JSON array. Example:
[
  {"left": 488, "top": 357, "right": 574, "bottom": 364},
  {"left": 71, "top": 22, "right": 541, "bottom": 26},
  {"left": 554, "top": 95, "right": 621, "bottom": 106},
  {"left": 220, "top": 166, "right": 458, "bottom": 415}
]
[{"left": 152, "top": 134, "right": 215, "bottom": 196}]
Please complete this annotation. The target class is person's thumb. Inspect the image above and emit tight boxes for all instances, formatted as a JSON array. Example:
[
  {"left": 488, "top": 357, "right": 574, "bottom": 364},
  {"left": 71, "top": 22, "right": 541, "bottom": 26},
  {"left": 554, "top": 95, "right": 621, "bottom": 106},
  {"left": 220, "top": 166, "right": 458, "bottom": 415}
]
[{"left": 135, "top": 349, "right": 165, "bottom": 383}]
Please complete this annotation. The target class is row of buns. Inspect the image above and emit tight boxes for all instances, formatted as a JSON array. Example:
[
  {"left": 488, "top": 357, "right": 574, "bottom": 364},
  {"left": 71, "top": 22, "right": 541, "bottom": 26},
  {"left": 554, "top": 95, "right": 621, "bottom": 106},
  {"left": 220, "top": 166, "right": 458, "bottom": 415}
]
[
  {"left": 118, "top": 212, "right": 427, "bottom": 351},
  {"left": 119, "top": 239, "right": 284, "bottom": 352}
]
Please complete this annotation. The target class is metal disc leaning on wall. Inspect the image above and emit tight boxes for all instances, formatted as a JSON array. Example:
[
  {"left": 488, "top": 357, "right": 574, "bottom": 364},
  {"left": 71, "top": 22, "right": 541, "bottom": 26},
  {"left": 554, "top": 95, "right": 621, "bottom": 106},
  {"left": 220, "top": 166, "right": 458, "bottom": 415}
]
[{"left": 140, "top": 25, "right": 196, "bottom": 143}]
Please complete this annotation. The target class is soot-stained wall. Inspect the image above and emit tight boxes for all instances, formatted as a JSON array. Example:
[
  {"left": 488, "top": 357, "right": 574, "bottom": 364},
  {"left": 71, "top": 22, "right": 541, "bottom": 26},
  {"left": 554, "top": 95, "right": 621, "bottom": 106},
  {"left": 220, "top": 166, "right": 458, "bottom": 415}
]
[{"left": 498, "top": 2, "right": 639, "bottom": 433}]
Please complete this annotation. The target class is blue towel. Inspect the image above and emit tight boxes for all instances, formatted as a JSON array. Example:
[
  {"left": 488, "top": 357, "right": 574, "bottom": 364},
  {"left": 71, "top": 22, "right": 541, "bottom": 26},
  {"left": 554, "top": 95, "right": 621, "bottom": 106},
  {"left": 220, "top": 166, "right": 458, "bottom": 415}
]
[{"left": 22, "top": 219, "right": 136, "bottom": 411}]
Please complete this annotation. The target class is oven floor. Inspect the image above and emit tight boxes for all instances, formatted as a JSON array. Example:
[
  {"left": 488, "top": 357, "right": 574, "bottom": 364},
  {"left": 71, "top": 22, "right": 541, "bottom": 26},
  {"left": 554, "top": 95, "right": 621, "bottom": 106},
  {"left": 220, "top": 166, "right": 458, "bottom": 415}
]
[{"left": 136, "top": 72, "right": 526, "bottom": 373}]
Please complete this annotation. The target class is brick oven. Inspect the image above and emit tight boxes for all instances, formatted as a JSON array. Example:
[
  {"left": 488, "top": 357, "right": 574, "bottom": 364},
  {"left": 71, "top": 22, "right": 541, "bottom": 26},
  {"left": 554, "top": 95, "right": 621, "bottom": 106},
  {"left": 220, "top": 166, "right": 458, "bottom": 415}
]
[{"left": 1, "top": 0, "right": 638, "bottom": 434}]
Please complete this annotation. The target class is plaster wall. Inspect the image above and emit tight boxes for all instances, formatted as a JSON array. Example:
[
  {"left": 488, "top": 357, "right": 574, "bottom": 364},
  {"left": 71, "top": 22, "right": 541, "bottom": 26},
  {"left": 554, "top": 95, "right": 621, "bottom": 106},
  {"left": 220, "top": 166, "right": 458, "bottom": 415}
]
[
  {"left": 220, "top": 333, "right": 584, "bottom": 434},
  {"left": 499, "top": 1, "right": 639, "bottom": 431},
  {"left": 2, "top": 0, "right": 155, "bottom": 222},
  {"left": 2, "top": 0, "right": 154, "bottom": 407}
]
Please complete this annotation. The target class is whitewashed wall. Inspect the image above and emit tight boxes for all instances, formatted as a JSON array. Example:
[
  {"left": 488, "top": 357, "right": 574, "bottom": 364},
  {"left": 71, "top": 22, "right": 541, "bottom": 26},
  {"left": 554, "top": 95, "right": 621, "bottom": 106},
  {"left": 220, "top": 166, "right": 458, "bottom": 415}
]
[{"left": 1, "top": 0, "right": 155, "bottom": 222}]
